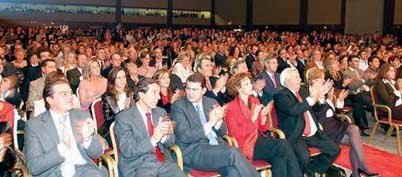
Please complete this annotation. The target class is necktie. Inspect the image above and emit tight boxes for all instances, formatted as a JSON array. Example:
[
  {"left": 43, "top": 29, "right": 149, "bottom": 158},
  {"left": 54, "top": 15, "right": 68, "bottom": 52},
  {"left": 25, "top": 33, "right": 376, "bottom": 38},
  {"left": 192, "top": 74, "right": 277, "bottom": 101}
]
[
  {"left": 145, "top": 112, "right": 165, "bottom": 162},
  {"left": 195, "top": 105, "right": 218, "bottom": 145},
  {"left": 271, "top": 74, "right": 277, "bottom": 88},
  {"left": 205, "top": 77, "right": 213, "bottom": 91},
  {"left": 354, "top": 70, "right": 361, "bottom": 80},
  {"left": 295, "top": 93, "right": 311, "bottom": 136}
]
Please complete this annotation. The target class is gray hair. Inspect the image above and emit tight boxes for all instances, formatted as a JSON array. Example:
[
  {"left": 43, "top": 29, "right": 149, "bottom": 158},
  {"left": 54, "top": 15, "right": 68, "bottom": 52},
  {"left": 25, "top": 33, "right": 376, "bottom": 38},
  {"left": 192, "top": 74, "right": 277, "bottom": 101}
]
[{"left": 280, "top": 67, "right": 299, "bottom": 87}]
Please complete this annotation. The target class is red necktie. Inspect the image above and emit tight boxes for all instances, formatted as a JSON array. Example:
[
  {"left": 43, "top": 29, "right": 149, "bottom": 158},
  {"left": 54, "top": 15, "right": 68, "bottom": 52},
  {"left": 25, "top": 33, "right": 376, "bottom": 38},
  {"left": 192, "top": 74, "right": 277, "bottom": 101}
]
[
  {"left": 146, "top": 112, "right": 165, "bottom": 162},
  {"left": 271, "top": 74, "right": 277, "bottom": 88},
  {"left": 295, "top": 93, "right": 311, "bottom": 136}
]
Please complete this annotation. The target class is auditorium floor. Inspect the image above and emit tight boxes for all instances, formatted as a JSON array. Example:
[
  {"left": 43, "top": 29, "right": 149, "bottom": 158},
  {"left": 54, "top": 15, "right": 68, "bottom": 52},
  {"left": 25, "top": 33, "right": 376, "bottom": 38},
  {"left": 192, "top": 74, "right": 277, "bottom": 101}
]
[{"left": 361, "top": 113, "right": 399, "bottom": 155}]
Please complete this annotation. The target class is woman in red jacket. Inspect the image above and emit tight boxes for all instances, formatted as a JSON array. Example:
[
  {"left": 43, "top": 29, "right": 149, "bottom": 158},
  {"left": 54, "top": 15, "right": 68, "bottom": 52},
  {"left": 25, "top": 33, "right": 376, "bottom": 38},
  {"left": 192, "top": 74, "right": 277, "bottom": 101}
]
[{"left": 225, "top": 73, "right": 302, "bottom": 177}]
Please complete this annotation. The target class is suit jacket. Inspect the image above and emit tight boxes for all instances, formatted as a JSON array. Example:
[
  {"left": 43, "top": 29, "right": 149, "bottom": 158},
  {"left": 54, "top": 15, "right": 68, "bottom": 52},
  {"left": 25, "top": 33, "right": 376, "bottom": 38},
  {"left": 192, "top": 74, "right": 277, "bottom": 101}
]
[
  {"left": 66, "top": 68, "right": 82, "bottom": 94},
  {"left": 277, "top": 57, "right": 289, "bottom": 74},
  {"left": 295, "top": 58, "right": 306, "bottom": 82},
  {"left": 115, "top": 104, "right": 175, "bottom": 177},
  {"left": 374, "top": 79, "right": 399, "bottom": 108},
  {"left": 21, "top": 65, "right": 41, "bottom": 101},
  {"left": 245, "top": 53, "right": 256, "bottom": 71},
  {"left": 26, "top": 77, "right": 45, "bottom": 111},
  {"left": 205, "top": 77, "right": 230, "bottom": 106},
  {"left": 214, "top": 53, "right": 226, "bottom": 67},
  {"left": 273, "top": 87, "right": 323, "bottom": 144},
  {"left": 342, "top": 67, "right": 365, "bottom": 93},
  {"left": 257, "top": 71, "right": 281, "bottom": 105},
  {"left": 23, "top": 109, "right": 105, "bottom": 177},
  {"left": 170, "top": 96, "right": 228, "bottom": 157}
]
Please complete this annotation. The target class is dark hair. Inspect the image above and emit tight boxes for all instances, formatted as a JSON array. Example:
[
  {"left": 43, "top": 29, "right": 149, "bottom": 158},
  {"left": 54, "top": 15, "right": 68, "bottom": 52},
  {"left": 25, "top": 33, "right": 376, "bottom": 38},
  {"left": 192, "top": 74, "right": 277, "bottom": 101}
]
[
  {"left": 186, "top": 73, "right": 206, "bottom": 88},
  {"left": 389, "top": 55, "right": 400, "bottom": 63},
  {"left": 377, "top": 63, "right": 394, "bottom": 81},
  {"left": 348, "top": 55, "right": 359, "bottom": 63},
  {"left": 45, "top": 70, "right": 67, "bottom": 85},
  {"left": 43, "top": 78, "right": 69, "bottom": 109},
  {"left": 368, "top": 56, "right": 380, "bottom": 64},
  {"left": 133, "top": 78, "right": 157, "bottom": 101},
  {"left": 107, "top": 67, "right": 132, "bottom": 103},
  {"left": 40, "top": 59, "right": 56, "bottom": 68}
]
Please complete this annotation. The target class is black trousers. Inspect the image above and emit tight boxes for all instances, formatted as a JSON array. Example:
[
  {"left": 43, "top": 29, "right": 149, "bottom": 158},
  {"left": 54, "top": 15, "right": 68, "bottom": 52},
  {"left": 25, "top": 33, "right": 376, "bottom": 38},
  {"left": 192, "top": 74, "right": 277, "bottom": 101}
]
[
  {"left": 184, "top": 143, "right": 260, "bottom": 177},
  {"left": 347, "top": 92, "right": 372, "bottom": 129},
  {"left": 253, "top": 135, "right": 303, "bottom": 177},
  {"left": 290, "top": 133, "right": 340, "bottom": 174}
]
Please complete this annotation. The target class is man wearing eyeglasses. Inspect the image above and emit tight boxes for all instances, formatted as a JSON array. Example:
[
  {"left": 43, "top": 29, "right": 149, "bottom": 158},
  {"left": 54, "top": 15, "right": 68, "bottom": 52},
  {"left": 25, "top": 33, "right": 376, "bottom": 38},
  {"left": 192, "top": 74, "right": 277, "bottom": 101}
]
[
  {"left": 24, "top": 79, "right": 108, "bottom": 177},
  {"left": 170, "top": 73, "right": 260, "bottom": 177}
]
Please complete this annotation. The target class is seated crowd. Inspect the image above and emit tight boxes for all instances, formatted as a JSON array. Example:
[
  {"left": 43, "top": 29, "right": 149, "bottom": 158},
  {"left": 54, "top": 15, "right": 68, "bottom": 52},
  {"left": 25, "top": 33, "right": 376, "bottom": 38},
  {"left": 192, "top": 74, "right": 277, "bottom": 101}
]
[{"left": 1, "top": 25, "right": 400, "bottom": 177}]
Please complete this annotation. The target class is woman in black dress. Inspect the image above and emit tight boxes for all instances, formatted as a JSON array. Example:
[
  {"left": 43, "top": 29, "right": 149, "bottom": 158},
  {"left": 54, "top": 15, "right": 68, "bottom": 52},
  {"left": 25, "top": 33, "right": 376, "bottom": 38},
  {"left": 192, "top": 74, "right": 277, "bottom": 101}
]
[{"left": 306, "top": 67, "right": 378, "bottom": 177}]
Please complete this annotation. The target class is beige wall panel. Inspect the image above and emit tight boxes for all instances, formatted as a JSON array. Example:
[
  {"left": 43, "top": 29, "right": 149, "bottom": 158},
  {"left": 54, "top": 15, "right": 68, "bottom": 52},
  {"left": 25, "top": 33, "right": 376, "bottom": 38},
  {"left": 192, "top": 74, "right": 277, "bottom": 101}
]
[
  {"left": 345, "top": 0, "right": 383, "bottom": 34},
  {"left": 173, "top": 18, "right": 210, "bottom": 25},
  {"left": 12, "top": 0, "right": 116, "bottom": 6},
  {"left": 308, "top": 0, "right": 341, "bottom": 24},
  {"left": 173, "top": 0, "right": 211, "bottom": 11},
  {"left": 395, "top": 0, "right": 402, "bottom": 24},
  {"left": 215, "top": 0, "right": 246, "bottom": 25},
  {"left": 0, "top": 11, "right": 115, "bottom": 23},
  {"left": 253, "top": 0, "right": 300, "bottom": 25},
  {"left": 122, "top": 0, "right": 167, "bottom": 9},
  {"left": 121, "top": 16, "right": 167, "bottom": 24}
]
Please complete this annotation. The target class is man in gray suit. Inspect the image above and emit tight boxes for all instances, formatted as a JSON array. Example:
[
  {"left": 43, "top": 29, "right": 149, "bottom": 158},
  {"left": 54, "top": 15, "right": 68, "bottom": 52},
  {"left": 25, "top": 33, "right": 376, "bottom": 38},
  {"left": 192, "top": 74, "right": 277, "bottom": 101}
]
[
  {"left": 170, "top": 73, "right": 260, "bottom": 177},
  {"left": 342, "top": 55, "right": 372, "bottom": 133},
  {"left": 115, "top": 78, "right": 186, "bottom": 177},
  {"left": 24, "top": 79, "right": 108, "bottom": 177}
]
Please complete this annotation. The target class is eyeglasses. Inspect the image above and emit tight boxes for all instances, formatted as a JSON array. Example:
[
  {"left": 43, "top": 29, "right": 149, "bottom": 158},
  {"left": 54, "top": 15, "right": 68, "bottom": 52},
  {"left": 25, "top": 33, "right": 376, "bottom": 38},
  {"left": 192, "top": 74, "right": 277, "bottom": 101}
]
[
  {"left": 185, "top": 87, "right": 202, "bottom": 92},
  {"left": 53, "top": 91, "right": 73, "bottom": 97}
]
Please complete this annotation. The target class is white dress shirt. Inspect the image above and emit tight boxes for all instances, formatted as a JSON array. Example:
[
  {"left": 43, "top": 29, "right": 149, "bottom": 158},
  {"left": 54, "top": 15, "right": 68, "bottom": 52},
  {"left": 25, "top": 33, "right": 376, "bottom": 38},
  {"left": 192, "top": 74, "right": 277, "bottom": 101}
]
[
  {"left": 289, "top": 90, "right": 318, "bottom": 137},
  {"left": 51, "top": 110, "right": 87, "bottom": 177}
]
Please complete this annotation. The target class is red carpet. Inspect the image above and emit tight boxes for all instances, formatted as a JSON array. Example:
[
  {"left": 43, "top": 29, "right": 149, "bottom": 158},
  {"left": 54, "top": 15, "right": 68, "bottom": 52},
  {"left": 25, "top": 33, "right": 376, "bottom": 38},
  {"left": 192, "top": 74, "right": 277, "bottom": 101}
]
[{"left": 334, "top": 144, "right": 402, "bottom": 177}]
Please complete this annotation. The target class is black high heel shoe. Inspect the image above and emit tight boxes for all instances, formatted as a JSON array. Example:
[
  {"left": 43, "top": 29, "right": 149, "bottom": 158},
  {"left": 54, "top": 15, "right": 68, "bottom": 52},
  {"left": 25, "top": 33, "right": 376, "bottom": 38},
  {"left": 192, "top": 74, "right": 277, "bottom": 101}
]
[{"left": 358, "top": 168, "right": 379, "bottom": 177}]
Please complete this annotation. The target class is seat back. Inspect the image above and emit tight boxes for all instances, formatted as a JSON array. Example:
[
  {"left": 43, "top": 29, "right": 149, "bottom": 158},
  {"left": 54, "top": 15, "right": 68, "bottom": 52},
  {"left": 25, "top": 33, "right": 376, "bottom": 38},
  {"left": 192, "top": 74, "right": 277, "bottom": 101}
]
[
  {"left": 90, "top": 98, "right": 105, "bottom": 132},
  {"left": 370, "top": 86, "right": 392, "bottom": 123},
  {"left": 109, "top": 121, "right": 119, "bottom": 177},
  {"left": 267, "top": 101, "right": 279, "bottom": 129}
]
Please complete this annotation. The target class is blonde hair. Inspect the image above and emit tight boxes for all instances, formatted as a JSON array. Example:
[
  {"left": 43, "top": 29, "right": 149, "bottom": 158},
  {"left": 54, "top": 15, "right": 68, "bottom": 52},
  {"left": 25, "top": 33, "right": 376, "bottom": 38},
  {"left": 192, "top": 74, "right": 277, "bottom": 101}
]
[{"left": 82, "top": 58, "right": 100, "bottom": 79}]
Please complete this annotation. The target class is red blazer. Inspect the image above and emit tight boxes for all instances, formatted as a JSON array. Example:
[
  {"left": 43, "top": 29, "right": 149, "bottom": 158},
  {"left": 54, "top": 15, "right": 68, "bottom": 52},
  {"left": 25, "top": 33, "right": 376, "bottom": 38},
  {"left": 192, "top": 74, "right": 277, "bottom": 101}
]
[
  {"left": 0, "top": 101, "right": 14, "bottom": 133},
  {"left": 224, "top": 96, "right": 269, "bottom": 160}
]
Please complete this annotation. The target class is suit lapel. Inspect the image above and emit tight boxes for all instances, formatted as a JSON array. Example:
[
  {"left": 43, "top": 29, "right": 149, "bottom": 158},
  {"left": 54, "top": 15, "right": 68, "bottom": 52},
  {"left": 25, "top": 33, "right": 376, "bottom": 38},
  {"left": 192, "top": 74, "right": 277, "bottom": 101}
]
[
  {"left": 184, "top": 97, "right": 204, "bottom": 126},
  {"left": 41, "top": 111, "right": 60, "bottom": 145},
  {"left": 202, "top": 98, "right": 212, "bottom": 122},
  {"left": 129, "top": 105, "right": 149, "bottom": 137}
]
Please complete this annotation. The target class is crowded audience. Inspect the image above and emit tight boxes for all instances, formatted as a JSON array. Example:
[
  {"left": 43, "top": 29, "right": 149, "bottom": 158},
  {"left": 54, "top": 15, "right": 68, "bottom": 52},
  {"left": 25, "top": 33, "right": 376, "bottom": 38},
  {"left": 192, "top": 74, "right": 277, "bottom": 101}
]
[{"left": 1, "top": 25, "right": 399, "bottom": 176}]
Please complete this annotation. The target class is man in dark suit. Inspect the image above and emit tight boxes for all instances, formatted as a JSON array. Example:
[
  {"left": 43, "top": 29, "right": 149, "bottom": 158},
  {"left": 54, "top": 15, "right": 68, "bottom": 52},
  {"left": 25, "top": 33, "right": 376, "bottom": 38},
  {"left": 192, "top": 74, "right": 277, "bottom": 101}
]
[
  {"left": 273, "top": 68, "right": 340, "bottom": 177},
  {"left": 66, "top": 54, "right": 88, "bottom": 94},
  {"left": 21, "top": 59, "right": 41, "bottom": 102},
  {"left": 101, "top": 53, "right": 122, "bottom": 78},
  {"left": 115, "top": 78, "right": 186, "bottom": 177},
  {"left": 66, "top": 54, "right": 87, "bottom": 94},
  {"left": 277, "top": 49, "right": 290, "bottom": 74},
  {"left": 195, "top": 57, "right": 229, "bottom": 106},
  {"left": 214, "top": 43, "right": 227, "bottom": 68},
  {"left": 24, "top": 79, "right": 107, "bottom": 177},
  {"left": 257, "top": 56, "right": 281, "bottom": 105},
  {"left": 170, "top": 73, "right": 260, "bottom": 177},
  {"left": 295, "top": 48, "right": 306, "bottom": 82},
  {"left": 245, "top": 45, "right": 258, "bottom": 71}
]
